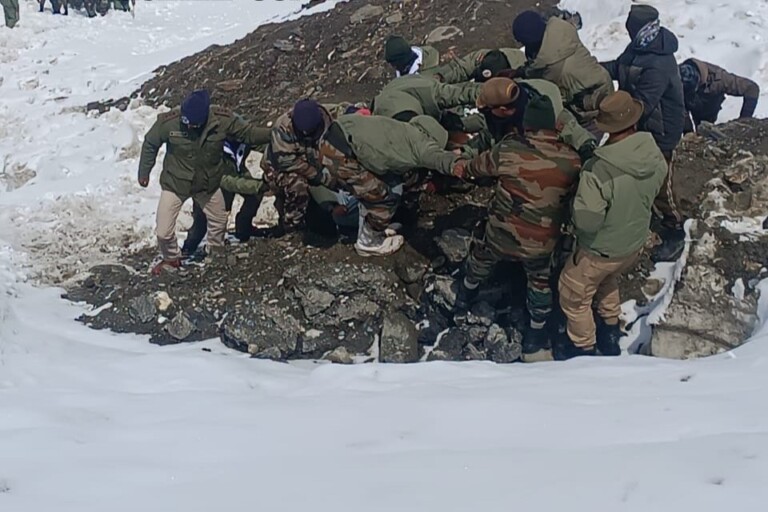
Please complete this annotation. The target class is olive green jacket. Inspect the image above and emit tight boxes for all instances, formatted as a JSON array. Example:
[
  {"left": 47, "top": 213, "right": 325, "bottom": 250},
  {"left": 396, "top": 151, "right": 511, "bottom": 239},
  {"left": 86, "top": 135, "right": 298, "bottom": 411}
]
[
  {"left": 138, "top": 106, "right": 271, "bottom": 199},
  {"left": 427, "top": 48, "right": 526, "bottom": 84},
  {"left": 373, "top": 74, "right": 480, "bottom": 120}
]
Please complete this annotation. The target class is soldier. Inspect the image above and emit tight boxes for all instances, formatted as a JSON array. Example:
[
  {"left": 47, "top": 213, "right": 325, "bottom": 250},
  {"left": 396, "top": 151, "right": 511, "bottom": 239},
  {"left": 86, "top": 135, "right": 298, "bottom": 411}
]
[
  {"left": 559, "top": 92, "right": 668, "bottom": 358},
  {"left": 512, "top": 10, "right": 614, "bottom": 135},
  {"left": 679, "top": 59, "right": 760, "bottom": 132},
  {"left": 600, "top": 5, "right": 686, "bottom": 263},
  {"left": 137, "top": 89, "right": 271, "bottom": 275},
  {"left": 384, "top": 35, "right": 440, "bottom": 77},
  {"left": 372, "top": 74, "right": 480, "bottom": 121},
  {"left": 319, "top": 115, "right": 463, "bottom": 256},
  {"left": 452, "top": 78, "right": 582, "bottom": 362},
  {"left": 260, "top": 99, "right": 353, "bottom": 235},
  {"left": 428, "top": 48, "right": 527, "bottom": 85},
  {"left": 1, "top": 0, "right": 19, "bottom": 27}
]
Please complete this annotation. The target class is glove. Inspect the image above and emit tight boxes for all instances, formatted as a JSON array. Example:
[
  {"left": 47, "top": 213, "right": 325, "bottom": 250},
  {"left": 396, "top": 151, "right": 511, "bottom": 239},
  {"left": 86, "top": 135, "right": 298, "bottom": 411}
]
[
  {"left": 334, "top": 189, "right": 352, "bottom": 206},
  {"left": 138, "top": 176, "right": 149, "bottom": 188},
  {"left": 577, "top": 140, "right": 598, "bottom": 165}
]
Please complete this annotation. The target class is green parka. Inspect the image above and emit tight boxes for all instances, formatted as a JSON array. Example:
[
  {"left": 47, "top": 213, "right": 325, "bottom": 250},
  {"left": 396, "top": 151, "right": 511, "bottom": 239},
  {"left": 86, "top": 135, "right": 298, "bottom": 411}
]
[
  {"left": 138, "top": 106, "right": 271, "bottom": 199},
  {"left": 373, "top": 74, "right": 481, "bottom": 120},
  {"left": 524, "top": 17, "right": 614, "bottom": 120},
  {"left": 427, "top": 48, "right": 527, "bottom": 84},
  {"left": 334, "top": 114, "right": 458, "bottom": 176},
  {"left": 573, "top": 132, "right": 668, "bottom": 258}
]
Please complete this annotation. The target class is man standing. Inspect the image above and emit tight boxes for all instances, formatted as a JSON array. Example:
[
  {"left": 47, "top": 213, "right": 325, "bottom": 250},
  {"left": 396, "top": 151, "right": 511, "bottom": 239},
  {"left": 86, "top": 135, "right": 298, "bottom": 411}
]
[
  {"left": 452, "top": 78, "right": 582, "bottom": 361},
  {"left": 384, "top": 35, "right": 440, "bottom": 77},
  {"left": 320, "top": 114, "right": 462, "bottom": 256},
  {"left": 601, "top": 5, "right": 686, "bottom": 262},
  {"left": 1, "top": 0, "right": 19, "bottom": 28},
  {"left": 559, "top": 92, "right": 668, "bottom": 358},
  {"left": 679, "top": 59, "right": 760, "bottom": 132},
  {"left": 138, "top": 90, "right": 271, "bottom": 275}
]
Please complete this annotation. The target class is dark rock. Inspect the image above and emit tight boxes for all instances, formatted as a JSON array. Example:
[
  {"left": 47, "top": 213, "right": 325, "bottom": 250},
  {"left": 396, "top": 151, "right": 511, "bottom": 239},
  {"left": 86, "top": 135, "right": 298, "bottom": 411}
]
[
  {"left": 484, "top": 324, "right": 508, "bottom": 349},
  {"left": 435, "top": 228, "right": 472, "bottom": 265},
  {"left": 463, "top": 343, "right": 486, "bottom": 361},
  {"left": 417, "top": 304, "right": 450, "bottom": 345},
  {"left": 273, "top": 40, "right": 295, "bottom": 52},
  {"left": 166, "top": 311, "right": 196, "bottom": 341},
  {"left": 455, "top": 301, "right": 495, "bottom": 327},
  {"left": 380, "top": 312, "right": 419, "bottom": 363},
  {"left": 426, "top": 25, "right": 464, "bottom": 43},
  {"left": 427, "top": 349, "right": 451, "bottom": 362},
  {"left": 438, "top": 328, "right": 470, "bottom": 356},
  {"left": 430, "top": 275, "right": 458, "bottom": 312},
  {"left": 488, "top": 340, "right": 522, "bottom": 364},
  {"left": 294, "top": 286, "right": 335, "bottom": 318},
  {"left": 385, "top": 12, "right": 403, "bottom": 24},
  {"left": 324, "top": 346, "right": 354, "bottom": 364},
  {"left": 253, "top": 347, "right": 283, "bottom": 360},
  {"left": 220, "top": 306, "right": 301, "bottom": 358},
  {"left": 395, "top": 259, "right": 428, "bottom": 284},
  {"left": 129, "top": 294, "right": 156, "bottom": 324},
  {"left": 332, "top": 297, "right": 379, "bottom": 322},
  {"left": 466, "top": 325, "right": 488, "bottom": 345}
]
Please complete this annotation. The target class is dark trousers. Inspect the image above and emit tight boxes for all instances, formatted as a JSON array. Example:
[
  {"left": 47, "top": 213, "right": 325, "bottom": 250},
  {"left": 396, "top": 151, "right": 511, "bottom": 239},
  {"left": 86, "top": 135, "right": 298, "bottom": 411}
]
[{"left": 182, "top": 191, "right": 261, "bottom": 254}]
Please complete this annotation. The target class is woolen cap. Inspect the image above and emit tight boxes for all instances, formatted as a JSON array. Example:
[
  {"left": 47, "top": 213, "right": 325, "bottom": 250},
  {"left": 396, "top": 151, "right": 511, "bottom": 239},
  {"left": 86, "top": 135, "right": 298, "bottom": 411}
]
[
  {"left": 384, "top": 35, "right": 413, "bottom": 64},
  {"left": 512, "top": 11, "right": 547, "bottom": 45},
  {"left": 291, "top": 99, "right": 324, "bottom": 135},
  {"left": 476, "top": 77, "right": 520, "bottom": 109},
  {"left": 476, "top": 50, "right": 511, "bottom": 82},
  {"left": 180, "top": 89, "right": 211, "bottom": 126},
  {"left": 595, "top": 91, "right": 644, "bottom": 134},
  {"left": 626, "top": 4, "right": 659, "bottom": 39},
  {"left": 523, "top": 95, "right": 556, "bottom": 131}
]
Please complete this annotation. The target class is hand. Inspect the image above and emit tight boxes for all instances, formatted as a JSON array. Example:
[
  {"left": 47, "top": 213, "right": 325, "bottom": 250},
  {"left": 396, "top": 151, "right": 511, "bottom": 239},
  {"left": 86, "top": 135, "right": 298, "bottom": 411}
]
[
  {"left": 452, "top": 149, "right": 463, "bottom": 156},
  {"left": 577, "top": 140, "right": 598, "bottom": 165},
  {"left": 452, "top": 159, "right": 468, "bottom": 179},
  {"left": 138, "top": 176, "right": 149, "bottom": 188}
]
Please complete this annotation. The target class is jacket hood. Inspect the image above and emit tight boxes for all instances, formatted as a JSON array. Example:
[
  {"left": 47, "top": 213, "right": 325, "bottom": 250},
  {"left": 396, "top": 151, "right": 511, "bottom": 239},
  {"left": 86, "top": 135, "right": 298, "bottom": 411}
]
[
  {"left": 633, "top": 27, "right": 678, "bottom": 55},
  {"left": 409, "top": 115, "right": 449, "bottom": 149},
  {"left": 532, "top": 17, "right": 580, "bottom": 66},
  {"left": 593, "top": 132, "right": 665, "bottom": 179}
]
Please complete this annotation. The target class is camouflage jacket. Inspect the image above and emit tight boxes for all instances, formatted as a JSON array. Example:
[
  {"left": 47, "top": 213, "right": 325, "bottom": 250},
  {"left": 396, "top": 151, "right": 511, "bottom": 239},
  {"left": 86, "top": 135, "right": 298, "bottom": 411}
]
[
  {"left": 428, "top": 48, "right": 526, "bottom": 84},
  {"left": 260, "top": 103, "right": 348, "bottom": 227},
  {"left": 465, "top": 129, "right": 581, "bottom": 255},
  {"left": 138, "top": 106, "right": 271, "bottom": 199}
]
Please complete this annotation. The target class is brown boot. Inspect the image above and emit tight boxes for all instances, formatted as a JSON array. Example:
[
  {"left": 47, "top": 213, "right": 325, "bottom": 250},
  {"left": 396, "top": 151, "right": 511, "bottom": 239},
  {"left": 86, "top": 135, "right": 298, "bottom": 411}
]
[{"left": 151, "top": 259, "right": 181, "bottom": 276}]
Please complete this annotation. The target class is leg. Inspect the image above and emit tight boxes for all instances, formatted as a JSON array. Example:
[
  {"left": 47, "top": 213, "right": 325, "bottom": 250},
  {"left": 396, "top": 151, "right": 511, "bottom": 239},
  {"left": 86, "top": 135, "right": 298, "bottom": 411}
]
[
  {"left": 654, "top": 151, "right": 683, "bottom": 230},
  {"left": 5, "top": 0, "right": 19, "bottom": 26},
  {"left": 522, "top": 255, "right": 554, "bottom": 327},
  {"left": 558, "top": 250, "right": 602, "bottom": 349},
  {"left": 199, "top": 189, "right": 228, "bottom": 251},
  {"left": 464, "top": 233, "right": 503, "bottom": 288},
  {"left": 594, "top": 251, "right": 639, "bottom": 325},
  {"left": 234, "top": 193, "right": 263, "bottom": 242},
  {"left": 181, "top": 201, "right": 208, "bottom": 256},
  {"left": 155, "top": 190, "right": 185, "bottom": 261}
]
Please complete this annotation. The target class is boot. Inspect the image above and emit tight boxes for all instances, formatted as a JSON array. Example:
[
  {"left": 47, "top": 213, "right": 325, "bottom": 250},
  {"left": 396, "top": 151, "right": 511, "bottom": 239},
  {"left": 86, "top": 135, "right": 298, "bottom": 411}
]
[
  {"left": 522, "top": 324, "right": 553, "bottom": 363},
  {"left": 596, "top": 319, "right": 623, "bottom": 356},
  {"left": 354, "top": 216, "right": 404, "bottom": 257},
  {"left": 151, "top": 259, "right": 181, "bottom": 276},
  {"left": 554, "top": 338, "right": 597, "bottom": 361},
  {"left": 651, "top": 226, "right": 686, "bottom": 263}
]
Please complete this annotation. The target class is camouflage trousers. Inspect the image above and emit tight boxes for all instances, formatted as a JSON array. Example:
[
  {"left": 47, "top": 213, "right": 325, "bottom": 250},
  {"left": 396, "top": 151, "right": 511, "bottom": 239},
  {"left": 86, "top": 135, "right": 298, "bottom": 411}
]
[
  {"left": 261, "top": 163, "right": 309, "bottom": 230},
  {"left": 465, "top": 218, "right": 557, "bottom": 325},
  {"left": 655, "top": 151, "right": 684, "bottom": 229},
  {"left": 319, "top": 139, "right": 403, "bottom": 232}
]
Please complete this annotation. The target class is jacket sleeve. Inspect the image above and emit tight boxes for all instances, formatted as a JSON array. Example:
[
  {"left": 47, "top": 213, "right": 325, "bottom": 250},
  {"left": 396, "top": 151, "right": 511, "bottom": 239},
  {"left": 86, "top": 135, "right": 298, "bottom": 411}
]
[
  {"left": 220, "top": 174, "right": 264, "bottom": 196},
  {"left": 413, "top": 140, "right": 460, "bottom": 176},
  {"left": 429, "top": 51, "right": 482, "bottom": 84},
  {"left": 223, "top": 114, "right": 272, "bottom": 147},
  {"left": 461, "top": 129, "right": 494, "bottom": 159},
  {"left": 600, "top": 59, "right": 619, "bottom": 80},
  {"left": 434, "top": 81, "right": 482, "bottom": 110},
  {"left": 572, "top": 167, "right": 609, "bottom": 234},
  {"left": 557, "top": 109, "right": 596, "bottom": 151},
  {"left": 717, "top": 68, "right": 760, "bottom": 118},
  {"left": 465, "top": 145, "right": 502, "bottom": 178},
  {"left": 633, "top": 69, "right": 668, "bottom": 125},
  {"left": 138, "top": 119, "right": 167, "bottom": 181}
]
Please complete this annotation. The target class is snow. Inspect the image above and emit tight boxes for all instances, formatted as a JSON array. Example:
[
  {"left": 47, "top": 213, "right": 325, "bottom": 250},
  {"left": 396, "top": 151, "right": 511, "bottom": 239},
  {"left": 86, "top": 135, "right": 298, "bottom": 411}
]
[{"left": 1, "top": 1, "right": 768, "bottom": 510}]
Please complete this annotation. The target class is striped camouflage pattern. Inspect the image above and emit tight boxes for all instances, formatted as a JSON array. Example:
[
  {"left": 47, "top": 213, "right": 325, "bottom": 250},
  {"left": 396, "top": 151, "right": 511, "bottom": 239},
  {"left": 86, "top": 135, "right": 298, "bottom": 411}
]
[
  {"left": 463, "top": 129, "right": 582, "bottom": 323},
  {"left": 260, "top": 104, "right": 347, "bottom": 228}
]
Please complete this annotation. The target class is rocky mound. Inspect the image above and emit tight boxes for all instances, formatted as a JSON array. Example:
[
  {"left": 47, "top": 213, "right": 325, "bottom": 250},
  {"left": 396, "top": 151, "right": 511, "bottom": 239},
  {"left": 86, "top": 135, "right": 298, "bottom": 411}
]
[{"left": 117, "top": 0, "right": 557, "bottom": 123}]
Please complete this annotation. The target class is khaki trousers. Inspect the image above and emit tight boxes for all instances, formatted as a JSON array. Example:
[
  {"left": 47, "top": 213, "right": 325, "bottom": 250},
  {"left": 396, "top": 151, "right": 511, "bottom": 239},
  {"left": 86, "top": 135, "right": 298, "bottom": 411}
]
[
  {"left": 655, "top": 151, "right": 683, "bottom": 229},
  {"left": 156, "top": 189, "right": 227, "bottom": 261},
  {"left": 558, "top": 248, "right": 639, "bottom": 348}
]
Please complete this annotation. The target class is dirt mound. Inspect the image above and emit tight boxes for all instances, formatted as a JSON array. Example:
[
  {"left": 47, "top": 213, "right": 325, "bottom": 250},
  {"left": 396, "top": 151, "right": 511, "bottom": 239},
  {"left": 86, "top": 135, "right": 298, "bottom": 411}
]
[{"left": 128, "top": 0, "right": 554, "bottom": 123}]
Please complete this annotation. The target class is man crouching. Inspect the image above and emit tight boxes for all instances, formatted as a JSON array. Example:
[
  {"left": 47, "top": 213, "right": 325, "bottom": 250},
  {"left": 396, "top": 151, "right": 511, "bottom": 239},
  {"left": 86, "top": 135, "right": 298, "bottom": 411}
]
[{"left": 137, "top": 90, "right": 270, "bottom": 275}]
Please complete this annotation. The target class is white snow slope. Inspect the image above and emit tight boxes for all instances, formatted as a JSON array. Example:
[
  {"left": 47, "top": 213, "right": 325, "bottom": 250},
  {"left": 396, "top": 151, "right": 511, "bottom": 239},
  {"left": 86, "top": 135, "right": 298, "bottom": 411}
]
[{"left": 1, "top": 1, "right": 768, "bottom": 510}]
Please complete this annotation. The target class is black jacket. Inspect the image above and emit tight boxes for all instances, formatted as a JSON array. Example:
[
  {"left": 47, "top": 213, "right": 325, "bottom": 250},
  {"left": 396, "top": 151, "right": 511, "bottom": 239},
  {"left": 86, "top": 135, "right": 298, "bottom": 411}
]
[{"left": 602, "top": 28, "right": 684, "bottom": 153}]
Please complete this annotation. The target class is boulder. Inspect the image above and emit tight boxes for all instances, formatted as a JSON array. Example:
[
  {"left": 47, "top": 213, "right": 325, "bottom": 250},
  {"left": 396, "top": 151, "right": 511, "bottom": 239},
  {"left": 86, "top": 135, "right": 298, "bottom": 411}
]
[
  {"left": 220, "top": 306, "right": 302, "bottom": 358},
  {"left": 380, "top": 312, "right": 419, "bottom": 363},
  {"left": 435, "top": 228, "right": 472, "bottom": 265},
  {"left": 350, "top": 5, "right": 384, "bottom": 23},
  {"left": 129, "top": 294, "right": 156, "bottom": 324},
  {"left": 166, "top": 311, "right": 196, "bottom": 341}
]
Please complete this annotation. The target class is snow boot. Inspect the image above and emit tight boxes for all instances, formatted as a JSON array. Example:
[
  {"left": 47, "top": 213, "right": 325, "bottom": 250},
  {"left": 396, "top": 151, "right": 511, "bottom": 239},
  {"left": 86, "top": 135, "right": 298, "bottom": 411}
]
[
  {"left": 522, "top": 324, "right": 553, "bottom": 363},
  {"left": 354, "top": 218, "right": 404, "bottom": 257},
  {"left": 651, "top": 226, "right": 686, "bottom": 263},
  {"left": 596, "top": 319, "right": 623, "bottom": 356},
  {"left": 151, "top": 258, "right": 181, "bottom": 276}
]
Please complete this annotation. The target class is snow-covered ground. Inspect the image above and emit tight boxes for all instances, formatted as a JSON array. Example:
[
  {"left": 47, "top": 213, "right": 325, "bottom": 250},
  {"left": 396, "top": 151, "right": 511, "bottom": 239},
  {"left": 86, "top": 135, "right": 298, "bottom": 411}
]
[{"left": 1, "top": 1, "right": 768, "bottom": 510}]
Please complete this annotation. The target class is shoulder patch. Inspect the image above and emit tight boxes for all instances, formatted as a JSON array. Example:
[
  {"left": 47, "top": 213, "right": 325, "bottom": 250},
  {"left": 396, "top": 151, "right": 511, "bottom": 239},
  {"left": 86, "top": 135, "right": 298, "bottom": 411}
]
[
  {"left": 211, "top": 106, "right": 232, "bottom": 117},
  {"left": 158, "top": 110, "right": 180, "bottom": 122}
]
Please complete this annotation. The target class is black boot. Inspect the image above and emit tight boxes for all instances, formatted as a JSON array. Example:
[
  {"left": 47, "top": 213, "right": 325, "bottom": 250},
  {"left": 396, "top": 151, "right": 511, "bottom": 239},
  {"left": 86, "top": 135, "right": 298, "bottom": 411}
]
[
  {"left": 596, "top": 319, "right": 623, "bottom": 356},
  {"left": 453, "top": 278, "right": 478, "bottom": 314},
  {"left": 522, "top": 324, "right": 553, "bottom": 362},
  {"left": 652, "top": 226, "right": 686, "bottom": 263},
  {"left": 554, "top": 338, "right": 597, "bottom": 361}
]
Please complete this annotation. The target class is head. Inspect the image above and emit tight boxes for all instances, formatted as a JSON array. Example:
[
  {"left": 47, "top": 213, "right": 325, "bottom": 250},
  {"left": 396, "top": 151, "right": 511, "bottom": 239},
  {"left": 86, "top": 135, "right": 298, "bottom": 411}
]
[
  {"left": 595, "top": 91, "right": 644, "bottom": 141},
  {"left": 512, "top": 11, "right": 547, "bottom": 59},
  {"left": 476, "top": 77, "right": 529, "bottom": 138},
  {"left": 291, "top": 99, "right": 325, "bottom": 143},
  {"left": 625, "top": 4, "right": 660, "bottom": 41},
  {"left": 180, "top": 89, "right": 211, "bottom": 134},
  {"left": 474, "top": 50, "right": 512, "bottom": 82},
  {"left": 522, "top": 95, "right": 556, "bottom": 132},
  {"left": 679, "top": 61, "right": 701, "bottom": 95},
  {"left": 384, "top": 35, "right": 416, "bottom": 75}
]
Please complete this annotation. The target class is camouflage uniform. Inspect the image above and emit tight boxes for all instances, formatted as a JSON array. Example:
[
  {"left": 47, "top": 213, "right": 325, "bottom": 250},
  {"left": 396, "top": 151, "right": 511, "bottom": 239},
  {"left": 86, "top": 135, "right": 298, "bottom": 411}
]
[
  {"left": 260, "top": 104, "right": 348, "bottom": 229},
  {"left": 463, "top": 130, "right": 581, "bottom": 324}
]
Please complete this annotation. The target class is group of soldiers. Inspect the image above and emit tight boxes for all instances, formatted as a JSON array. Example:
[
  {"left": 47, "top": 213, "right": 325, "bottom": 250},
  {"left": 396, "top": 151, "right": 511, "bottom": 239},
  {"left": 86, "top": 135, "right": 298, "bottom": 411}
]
[
  {"left": 0, "top": 0, "right": 133, "bottom": 25},
  {"left": 137, "top": 5, "right": 760, "bottom": 361}
]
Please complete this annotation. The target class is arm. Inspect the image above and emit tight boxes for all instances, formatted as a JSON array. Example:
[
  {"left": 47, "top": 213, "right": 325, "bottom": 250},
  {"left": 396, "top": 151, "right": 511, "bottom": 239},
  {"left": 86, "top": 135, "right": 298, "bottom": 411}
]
[
  {"left": 719, "top": 70, "right": 760, "bottom": 118},
  {"left": 413, "top": 140, "right": 461, "bottom": 176},
  {"left": 223, "top": 114, "right": 272, "bottom": 147},
  {"left": 600, "top": 60, "right": 619, "bottom": 80},
  {"left": 435, "top": 81, "right": 482, "bottom": 110},
  {"left": 137, "top": 119, "right": 167, "bottom": 185},
  {"left": 267, "top": 126, "right": 320, "bottom": 182},
  {"left": 428, "top": 51, "right": 483, "bottom": 84},
  {"left": 220, "top": 174, "right": 264, "bottom": 196},
  {"left": 465, "top": 145, "right": 502, "bottom": 179},
  {"left": 633, "top": 68, "right": 668, "bottom": 125},
  {"left": 461, "top": 129, "right": 494, "bottom": 159},
  {"left": 572, "top": 169, "right": 608, "bottom": 234},
  {"left": 557, "top": 108, "right": 596, "bottom": 152}
]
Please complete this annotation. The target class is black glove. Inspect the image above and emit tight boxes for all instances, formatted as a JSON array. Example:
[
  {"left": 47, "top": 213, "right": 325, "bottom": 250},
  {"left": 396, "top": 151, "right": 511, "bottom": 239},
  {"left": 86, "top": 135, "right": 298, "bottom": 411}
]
[
  {"left": 577, "top": 140, "right": 598, "bottom": 164},
  {"left": 740, "top": 97, "right": 758, "bottom": 119}
]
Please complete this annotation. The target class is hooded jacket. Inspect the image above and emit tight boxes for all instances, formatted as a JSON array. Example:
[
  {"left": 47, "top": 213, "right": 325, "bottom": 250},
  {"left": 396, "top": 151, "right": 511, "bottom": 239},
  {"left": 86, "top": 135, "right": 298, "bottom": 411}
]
[
  {"left": 683, "top": 58, "right": 760, "bottom": 123},
  {"left": 525, "top": 17, "right": 614, "bottom": 120},
  {"left": 573, "top": 132, "right": 668, "bottom": 258},
  {"left": 372, "top": 74, "right": 481, "bottom": 120},
  {"left": 332, "top": 114, "right": 457, "bottom": 176},
  {"left": 138, "top": 106, "right": 271, "bottom": 199},
  {"left": 427, "top": 48, "right": 527, "bottom": 85},
  {"left": 601, "top": 28, "right": 684, "bottom": 153}
]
